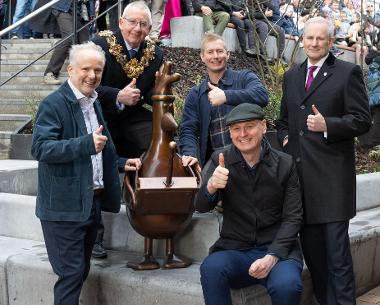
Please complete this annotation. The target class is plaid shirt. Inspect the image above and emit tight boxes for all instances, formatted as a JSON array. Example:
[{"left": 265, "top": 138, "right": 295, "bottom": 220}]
[{"left": 209, "top": 104, "right": 231, "bottom": 151}]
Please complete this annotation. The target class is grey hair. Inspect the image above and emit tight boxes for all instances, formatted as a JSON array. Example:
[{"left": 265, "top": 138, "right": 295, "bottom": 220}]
[
  {"left": 303, "top": 16, "right": 335, "bottom": 38},
  {"left": 122, "top": 1, "right": 152, "bottom": 26},
  {"left": 200, "top": 32, "right": 227, "bottom": 54},
  {"left": 69, "top": 42, "right": 106, "bottom": 67}
]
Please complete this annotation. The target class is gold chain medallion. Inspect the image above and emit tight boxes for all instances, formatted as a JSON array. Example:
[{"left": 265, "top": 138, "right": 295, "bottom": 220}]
[{"left": 99, "top": 30, "right": 156, "bottom": 79}]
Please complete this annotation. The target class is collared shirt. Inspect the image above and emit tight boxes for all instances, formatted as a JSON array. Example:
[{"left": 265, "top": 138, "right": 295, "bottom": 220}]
[
  {"left": 305, "top": 53, "right": 329, "bottom": 138},
  {"left": 124, "top": 40, "right": 140, "bottom": 55},
  {"left": 305, "top": 53, "right": 329, "bottom": 85},
  {"left": 68, "top": 79, "right": 104, "bottom": 189}
]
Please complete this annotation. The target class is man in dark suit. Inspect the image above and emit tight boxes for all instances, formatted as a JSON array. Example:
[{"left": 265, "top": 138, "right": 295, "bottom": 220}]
[
  {"left": 276, "top": 17, "right": 371, "bottom": 305},
  {"left": 196, "top": 103, "right": 303, "bottom": 305},
  {"left": 91, "top": 1, "right": 163, "bottom": 258},
  {"left": 92, "top": 0, "right": 164, "bottom": 159},
  {"left": 31, "top": 42, "right": 141, "bottom": 305}
]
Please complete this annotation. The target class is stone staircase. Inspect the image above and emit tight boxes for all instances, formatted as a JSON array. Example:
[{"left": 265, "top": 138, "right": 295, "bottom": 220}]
[
  {"left": 0, "top": 39, "right": 67, "bottom": 114},
  {"left": 0, "top": 39, "right": 66, "bottom": 159}
]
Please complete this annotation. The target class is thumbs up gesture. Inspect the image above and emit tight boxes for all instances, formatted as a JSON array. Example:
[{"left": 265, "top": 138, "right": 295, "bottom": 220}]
[
  {"left": 207, "top": 153, "right": 230, "bottom": 195},
  {"left": 116, "top": 78, "right": 141, "bottom": 106},
  {"left": 208, "top": 82, "right": 226, "bottom": 106},
  {"left": 307, "top": 104, "right": 327, "bottom": 132},
  {"left": 93, "top": 125, "right": 108, "bottom": 153}
]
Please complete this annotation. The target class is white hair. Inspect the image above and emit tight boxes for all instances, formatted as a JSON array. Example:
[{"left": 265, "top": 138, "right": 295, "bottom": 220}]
[
  {"left": 122, "top": 1, "right": 152, "bottom": 26},
  {"left": 303, "top": 16, "right": 335, "bottom": 38},
  {"left": 69, "top": 42, "right": 106, "bottom": 67}
]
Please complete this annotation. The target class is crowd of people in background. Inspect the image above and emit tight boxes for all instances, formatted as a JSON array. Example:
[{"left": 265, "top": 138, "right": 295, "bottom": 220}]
[{"left": 1, "top": 0, "right": 380, "bottom": 53}]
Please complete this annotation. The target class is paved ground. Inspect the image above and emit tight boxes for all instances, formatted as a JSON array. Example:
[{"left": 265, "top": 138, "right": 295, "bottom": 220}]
[{"left": 358, "top": 286, "right": 380, "bottom": 304}]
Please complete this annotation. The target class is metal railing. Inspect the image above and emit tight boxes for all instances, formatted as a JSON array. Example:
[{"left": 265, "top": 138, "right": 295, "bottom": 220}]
[{"left": 0, "top": 0, "right": 124, "bottom": 88}]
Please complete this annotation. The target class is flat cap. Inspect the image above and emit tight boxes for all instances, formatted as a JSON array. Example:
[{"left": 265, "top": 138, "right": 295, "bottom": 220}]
[{"left": 225, "top": 103, "right": 265, "bottom": 126}]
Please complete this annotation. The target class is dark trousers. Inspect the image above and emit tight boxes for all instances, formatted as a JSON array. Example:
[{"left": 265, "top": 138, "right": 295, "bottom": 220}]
[
  {"left": 200, "top": 247, "right": 303, "bottom": 305},
  {"left": 255, "top": 19, "right": 285, "bottom": 58},
  {"left": 45, "top": 9, "right": 89, "bottom": 76},
  {"left": 301, "top": 221, "right": 356, "bottom": 305},
  {"left": 40, "top": 196, "right": 101, "bottom": 305},
  {"left": 230, "top": 15, "right": 254, "bottom": 50}
]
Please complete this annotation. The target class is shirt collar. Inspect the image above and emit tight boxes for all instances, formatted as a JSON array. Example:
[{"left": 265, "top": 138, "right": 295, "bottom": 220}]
[
  {"left": 307, "top": 53, "right": 329, "bottom": 69},
  {"left": 201, "top": 68, "right": 232, "bottom": 94},
  {"left": 68, "top": 79, "right": 98, "bottom": 106},
  {"left": 124, "top": 40, "right": 140, "bottom": 53}
]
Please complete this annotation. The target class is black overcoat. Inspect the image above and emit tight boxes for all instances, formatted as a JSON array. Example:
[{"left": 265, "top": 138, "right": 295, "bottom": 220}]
[{"left": 277, "top": 53, "right": 371, "bottom": 224}]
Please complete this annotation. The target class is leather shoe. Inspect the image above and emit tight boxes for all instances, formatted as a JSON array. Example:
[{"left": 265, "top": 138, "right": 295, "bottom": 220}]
[{"left": 92, "top": 242, "right": 107, "bottom": 259}]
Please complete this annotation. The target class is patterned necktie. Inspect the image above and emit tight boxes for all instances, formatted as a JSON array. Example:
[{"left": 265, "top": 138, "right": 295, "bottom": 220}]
[
  {"left": 305, "top": 66, "right": 318, "bottom": 92},
  {"left": 129, "top": 49, "right": 137, "bottom": 59}
]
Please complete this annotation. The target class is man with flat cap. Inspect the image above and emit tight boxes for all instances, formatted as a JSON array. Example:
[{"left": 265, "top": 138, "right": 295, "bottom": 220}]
[{"left": 195, "top": 103, "right": 304, "bottom": 305}]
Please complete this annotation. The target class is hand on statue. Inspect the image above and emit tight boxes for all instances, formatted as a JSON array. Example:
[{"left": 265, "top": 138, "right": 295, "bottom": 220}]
[
  {"left": 307, "top": 105, "right": 327, "bottom": 132},
  {"left": 181, "top": 155, "right": 201, "bottom": 173},
  {"left": 125, "top": 158, "right": 142, "bottom": 171},
  {"left": 208, "top": 82, "right": 227, "bottom": 106},
  {"left": 117, "top": 78, "right": 141, "bottom": 106},
  {"left": 248, "top": 254, "right": 278, "bottom": 279},
  {"left": 207, "top": 153, "right": 229, "bottom": 194},
  {"left": 201, "top": 5, "right": 212, "bottom": 15},
  {"left": 93, "top": 125, "right": 108, "bottom": 153}
]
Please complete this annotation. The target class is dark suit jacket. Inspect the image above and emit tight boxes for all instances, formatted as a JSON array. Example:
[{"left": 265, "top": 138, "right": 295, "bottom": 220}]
[
  {"left": 277, "top": 53, "right": 371, "bottom": 224},
  {"left": 31, "top": 82, "right": 124, "bottom": 222},
  {"left": 92, "top": 30, "right": 164, "bottom": 123}
]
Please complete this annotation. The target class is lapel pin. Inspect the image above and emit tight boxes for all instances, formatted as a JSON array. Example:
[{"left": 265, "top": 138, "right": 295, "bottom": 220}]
[{"left": 323, "top": 72, "right": 327, "bottom": 76}]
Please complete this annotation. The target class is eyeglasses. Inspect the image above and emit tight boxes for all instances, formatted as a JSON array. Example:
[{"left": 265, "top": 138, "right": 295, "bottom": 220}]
[{"left": 122, "top": 17, "right": 150, "bottom": 29}]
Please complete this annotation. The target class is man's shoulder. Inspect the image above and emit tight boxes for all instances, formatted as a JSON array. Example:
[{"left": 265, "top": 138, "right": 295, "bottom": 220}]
[
  {"left": 230, "top": 68, "right": 255, "bottom": 76},
  {"left": 153, "top": 44, "right": 164, "bottom": 59},
  {"left": 39, "top": 85, "right": 70, "bottom": 114},
  {"left": 333, "top": 56, "right": 357, "bottom": 71},
  {"left": 91, "top": 31, "right": 109, "bottom": 49}
]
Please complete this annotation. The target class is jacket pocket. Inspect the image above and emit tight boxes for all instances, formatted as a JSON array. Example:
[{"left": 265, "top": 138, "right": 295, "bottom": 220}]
[{"left": 49, "top": 176, "right": 82, "bottom": 212}]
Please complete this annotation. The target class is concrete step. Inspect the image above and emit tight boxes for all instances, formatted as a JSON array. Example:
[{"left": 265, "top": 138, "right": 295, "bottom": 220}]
[
  {"left": 0, "top": 100, "right": 40, "bottom": 114},
  {"left": 0, "top": 73, "right": 67, "bottom": 88},
  {"left": 0, "top": 88, "right": 56, "bottom": 99},
  {"left": 1, "top": 160, "right": 379, "bottom": 211},
  {"left": 0, "top": 192, "right": 220, "bottom": 262},
  {"left": 0, "top": 114, "right": 30, "bottom": 132},
  {"left": 0, "top": 235, "right": 206, "bottom": 305},
  {"left": 0, "top": 52, "right": 52, "bottom": 60},
  {"left": 0, "top": 62, "right": 67, "bottom": 73},
  {"left": 1, "top": 38, "right": 59, "bottom": 49}
]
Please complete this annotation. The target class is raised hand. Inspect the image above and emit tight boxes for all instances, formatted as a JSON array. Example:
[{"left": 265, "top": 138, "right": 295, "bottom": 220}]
[
  {"left": 93, "top": 125, "right": 108, "bottom": 153},
  {"left": 207, "top": 153, "right": 229, "bottom": 195},
  {"left": 208, "top": 82, "right": 227, "bottom": 106},
  {"left": 117, "top": 78, "right": 141, "bottom": 106},
  {"left": 307, "top": 104, "right": 327, "bottom": 132}
]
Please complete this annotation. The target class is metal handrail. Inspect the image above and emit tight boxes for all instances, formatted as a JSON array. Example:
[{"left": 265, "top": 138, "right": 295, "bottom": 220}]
[
  {"left": 0, "top": 0, "right": 123, "bottom": 88},
  {"left": 0, "top": 0, "right": 61, "bottom": 37}
]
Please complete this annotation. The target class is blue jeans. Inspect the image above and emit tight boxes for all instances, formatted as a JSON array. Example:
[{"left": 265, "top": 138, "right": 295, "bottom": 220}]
[
  {"left": 11, "top": 0, "right": 37, "bottom": 37},
  {"left": 200, "top": 247, "right": 303, "bottom": 305}
]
